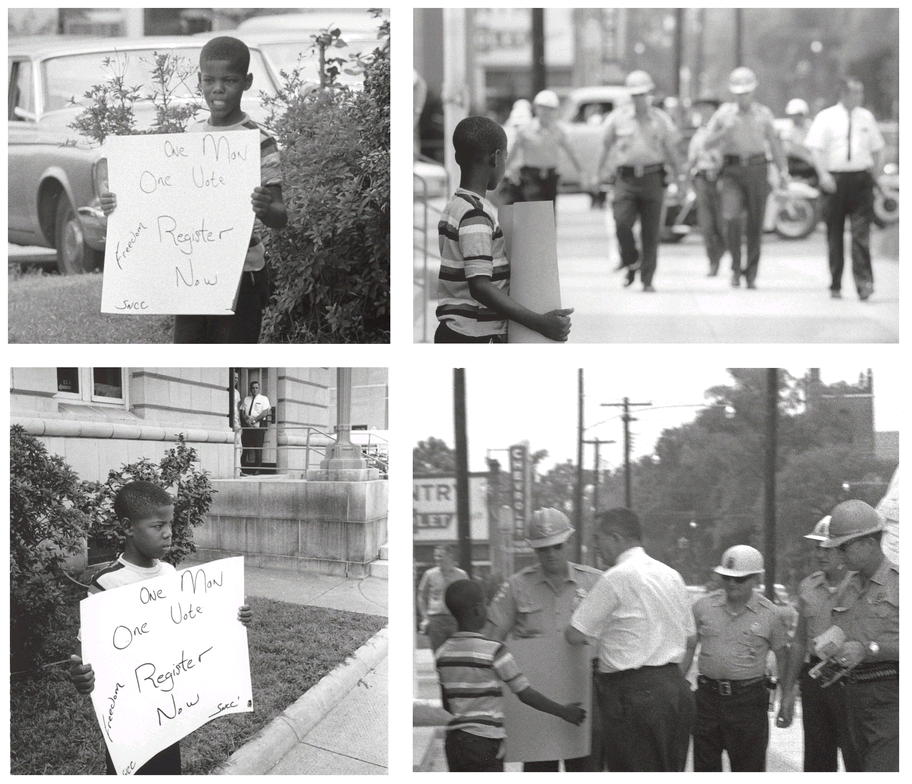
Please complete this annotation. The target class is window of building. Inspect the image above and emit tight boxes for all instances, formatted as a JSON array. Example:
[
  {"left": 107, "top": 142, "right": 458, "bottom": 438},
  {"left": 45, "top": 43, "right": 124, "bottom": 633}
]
[{"left": 56, "top": 368, "right": 126, "bottom": 405}]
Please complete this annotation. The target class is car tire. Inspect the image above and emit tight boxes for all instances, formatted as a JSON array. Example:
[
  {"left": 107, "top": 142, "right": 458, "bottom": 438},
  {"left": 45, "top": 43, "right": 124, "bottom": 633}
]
[
  {"left": 773, "top": 197, "right": 818, "bottom": 240},
  {"left": 54, "top": 197, "right": 103, "bottom": 274}
]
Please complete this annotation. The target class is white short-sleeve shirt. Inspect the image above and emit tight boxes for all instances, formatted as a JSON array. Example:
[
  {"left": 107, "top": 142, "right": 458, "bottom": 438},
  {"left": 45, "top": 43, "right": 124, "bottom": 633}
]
[
  {"left": 804, "top": 102, "right": 885, "bottom": 172},
  {"left": 570, "top": 546, "right": 696, "bottom": 673}
]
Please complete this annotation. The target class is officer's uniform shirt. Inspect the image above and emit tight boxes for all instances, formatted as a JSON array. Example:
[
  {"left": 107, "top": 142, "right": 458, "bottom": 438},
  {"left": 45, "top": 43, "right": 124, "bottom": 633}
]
[
  {"left": 487, "top": 561, "right": 601, "bottom": 639},
  {"left": 570, "top": 546, "right": 695, "bottom": 673},
  {"left": 804, "top": 102, "right": 885, "bottom": 172},
  {"left": 693, "top": 589, "right": 789, "bottom": 680},
  {"left": 797, "top": 570, "right": 852, "bottom": 648},
  {"left": 514, "top": 118, "right": 567, "bottom": 168},
  {"left": 603, "top": 103, "right": 680, "bottom": 167},
  {"left": 706, "top": 102, "right": 776, "bottom": 156},
  {"left": 831, "top": 558, "right": 898, "bottom": 656}
]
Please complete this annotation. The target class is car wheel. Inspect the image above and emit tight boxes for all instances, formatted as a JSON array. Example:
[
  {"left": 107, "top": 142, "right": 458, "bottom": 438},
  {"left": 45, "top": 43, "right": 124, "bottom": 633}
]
[
  {"left": 54, "top": 197, "right": 103, "bottom": 274},
  {"left": 773, "top": 197, "right": 818, "bottom": 240}
]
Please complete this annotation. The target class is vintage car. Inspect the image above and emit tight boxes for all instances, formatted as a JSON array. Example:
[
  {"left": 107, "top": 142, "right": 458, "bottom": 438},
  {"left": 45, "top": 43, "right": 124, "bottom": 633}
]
[{"left": 8, "top": 36, "right": 281, "bottom": 273}]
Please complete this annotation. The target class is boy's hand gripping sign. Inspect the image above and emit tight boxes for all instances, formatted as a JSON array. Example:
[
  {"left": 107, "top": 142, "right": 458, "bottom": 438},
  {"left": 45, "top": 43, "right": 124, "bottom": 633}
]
[
  {"left": 80, "top": 557, "right": 253, "bottom": 775},
  {"left": 101, "top": 130, "right": 260, "bottom": 315}
]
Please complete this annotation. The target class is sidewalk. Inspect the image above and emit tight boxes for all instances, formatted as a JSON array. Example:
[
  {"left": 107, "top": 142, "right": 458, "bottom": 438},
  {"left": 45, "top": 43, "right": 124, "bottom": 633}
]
[
  {"left": 414, "top": 644, "right": 807, "bottom": 772},
  {"left": 187, "top": 558, "right": 388, "bottom": 775}
]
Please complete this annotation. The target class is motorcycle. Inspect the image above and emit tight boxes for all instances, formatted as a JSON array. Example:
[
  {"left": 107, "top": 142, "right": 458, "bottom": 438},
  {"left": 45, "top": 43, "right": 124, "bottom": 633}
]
[{"left": 873, "top": 164, "right": 899, "bottom": 226}]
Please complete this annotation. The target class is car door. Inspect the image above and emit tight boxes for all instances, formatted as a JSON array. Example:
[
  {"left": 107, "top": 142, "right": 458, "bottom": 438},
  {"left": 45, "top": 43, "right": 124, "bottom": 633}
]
[{"left": 8, "top": 56, "right": 40, "bottom": 242}]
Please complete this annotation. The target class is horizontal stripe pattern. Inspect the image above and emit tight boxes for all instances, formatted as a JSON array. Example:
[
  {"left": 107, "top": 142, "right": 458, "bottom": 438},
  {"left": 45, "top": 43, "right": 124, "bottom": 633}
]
[
  {"left": 437, "top": 189, "right": 509, "bottom": 339},
  {"left": 435, "top": 632, "right": 529, "bottom": 739}
]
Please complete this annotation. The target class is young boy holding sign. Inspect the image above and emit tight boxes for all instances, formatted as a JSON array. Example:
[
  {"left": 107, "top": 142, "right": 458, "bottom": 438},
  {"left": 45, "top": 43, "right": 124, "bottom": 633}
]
[
  {"left": 68, "top": 481, "right": 252, "bottom": 774},
  {"left": 101, "top": 36, "right": 287, "bottom": 344},
  {"left": 435, "top": 116, "right": 573, "bottom": 343}
]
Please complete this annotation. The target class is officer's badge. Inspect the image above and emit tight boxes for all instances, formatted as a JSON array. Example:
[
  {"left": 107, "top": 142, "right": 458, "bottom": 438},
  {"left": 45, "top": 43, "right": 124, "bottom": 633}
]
[
  {"left": 725, "top": 556, "right": 735, "bottom": 569},
  {"left": 749, "top": 622, "right": 762, "bottom": 634}
]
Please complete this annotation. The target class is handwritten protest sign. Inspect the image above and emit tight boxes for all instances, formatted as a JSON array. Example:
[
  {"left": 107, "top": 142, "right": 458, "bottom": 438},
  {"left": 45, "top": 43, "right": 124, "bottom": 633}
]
[
  {"left": 499, "top": 201, "right": 563, "bottom": 343},
  {"left": 502, "top": 636, "right": 591, "bottom": 763},
  {"left": 101, "top": 130, "right": 259, "bottom": 315},
  {"left": 80, "top": 557, "right": 252, "bottom": 775}
]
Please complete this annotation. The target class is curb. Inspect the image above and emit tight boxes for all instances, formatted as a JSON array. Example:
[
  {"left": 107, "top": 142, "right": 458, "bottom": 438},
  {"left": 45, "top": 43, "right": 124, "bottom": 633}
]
[{"left": 211, "top": 626, "right": 389, "bottom": 775}]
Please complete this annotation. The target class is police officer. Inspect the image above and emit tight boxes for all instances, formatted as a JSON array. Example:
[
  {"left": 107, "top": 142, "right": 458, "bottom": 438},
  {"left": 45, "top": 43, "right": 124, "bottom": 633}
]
[
  {"left": 819, "top": 500, "right": 898, "bottom": 771},
  {"left": 594, "top": 70, "right": 683, "bottom": 292},
  {"left": 704, "top": 67, "right": 789, "bottom": 289},
  {"left": 687, "top": 99, "right": 726, "bottom": 276},
  {"left": 485, "top": 508, "right": 601, "bottom": 771},
  {"left": 505, "top": 90, "right": 585, "bottom": 208},
  {"left": 776, "top": 517, "right": 860, "bottom": 771},
  {"left": 685, "top": 545, "right": 789, "bottom": 771}
]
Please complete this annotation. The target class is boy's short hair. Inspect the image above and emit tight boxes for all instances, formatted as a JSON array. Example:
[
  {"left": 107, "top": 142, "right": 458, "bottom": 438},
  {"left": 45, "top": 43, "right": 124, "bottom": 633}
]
[
  {"left": 200, "top": 36, "right": 250, "bottom": 75},
  {"left": 453, "top": 116, "right": 507, "bottom": 167},
  {"left": 114, "top": 481, "right": 174, "bottom": 522},
  {"left": 444, "top": 578, "right": 483, "bottom": 621}
]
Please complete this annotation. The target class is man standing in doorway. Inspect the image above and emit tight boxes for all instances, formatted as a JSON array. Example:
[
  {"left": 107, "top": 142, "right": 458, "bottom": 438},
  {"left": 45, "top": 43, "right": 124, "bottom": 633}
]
[
  {"left": 240, "top": 380, "right": 270, "bottom": 475},
  {"left": 485, "top": 509, "right": 602, "bottom": 771},
  {"left": 805, "top": 78, "right": 885, "bottom": 301}
]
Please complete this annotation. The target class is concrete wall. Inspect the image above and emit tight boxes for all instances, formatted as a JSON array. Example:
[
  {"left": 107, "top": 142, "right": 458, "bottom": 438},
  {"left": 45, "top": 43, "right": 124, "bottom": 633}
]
[{"left": 195, "top": 479, "right": 389, "bottom": 578}]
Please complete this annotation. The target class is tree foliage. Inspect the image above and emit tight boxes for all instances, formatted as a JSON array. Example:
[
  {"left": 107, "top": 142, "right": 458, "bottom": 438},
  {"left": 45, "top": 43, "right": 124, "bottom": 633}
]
[
  {"left": 261, "top": 15, "right": 390, "bottom": 343},
  {"left": 10, "top": 426, "right": 89, "bottom": 671},
  {"left": 414, "top": 436, "right": 456, "bottom": 474}
]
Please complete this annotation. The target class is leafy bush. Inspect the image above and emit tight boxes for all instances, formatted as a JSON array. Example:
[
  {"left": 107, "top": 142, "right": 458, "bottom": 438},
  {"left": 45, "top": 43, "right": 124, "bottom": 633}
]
[
  {"left": 69, "top": 52, "right": 200, "bottom": 144},
  {"left": 80, "top": 435, "right": 215, "bottom": 567},
  {"left": 261, "top": 18, "right": 390, "bottom": 343},
  {"left": 10, "top": 426, "right": 89, "bottom": 672}
]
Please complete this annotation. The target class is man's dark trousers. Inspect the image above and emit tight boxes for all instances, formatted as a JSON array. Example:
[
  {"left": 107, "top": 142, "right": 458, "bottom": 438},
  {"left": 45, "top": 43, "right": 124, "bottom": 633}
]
[
  {"left": 694, "top": 172, "right": 727, "bottom": 271},
  {"left": 445, "top": 730, "right": 503, "bottom": 772},
  {"left": 594, "top": 663, "right": 693, "bottom": 771},
  {"left": 824, "top": 170, "right": 875, "bottom": 295},
  {"left": 241, "top": 423, "right": 265, "bottom": 472},
  {"left": 693, "top": 678, "right": 768, "bottom": 771},
  {"left": 719, "top": 161, "right": 769, "bottom": 283},
  {"left": 799, "top": 663, "right": 861, "bottom": 771},
  {"left": 612, "top": 170, "right": 664, "bottom": 286},
  {"left": 844, "top": 677, "right": 898, "bottom": 771}
]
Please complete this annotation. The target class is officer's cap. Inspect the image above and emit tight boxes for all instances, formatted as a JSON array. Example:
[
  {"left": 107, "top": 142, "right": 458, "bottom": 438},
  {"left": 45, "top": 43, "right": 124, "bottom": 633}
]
[
  {"left": 821, "top": 500, "right": 883, "bottom": 549},
  {"left": 728, "top": 66, "right": 758, "bottom": 94},
  {"left": 625, "top": 70, "right": 655, "bottom": 96},
  {"left": 714, "top": 544, "right": 764, "bottom": 577},
  {"left": 526, "top": 508, "right": 574, "bottom": 548},
  {"left": 532, "top": 90, "right": 560, "bottom": 109},
  {"left": 804, "top": 515, "right": 831, "bottom": 541}
]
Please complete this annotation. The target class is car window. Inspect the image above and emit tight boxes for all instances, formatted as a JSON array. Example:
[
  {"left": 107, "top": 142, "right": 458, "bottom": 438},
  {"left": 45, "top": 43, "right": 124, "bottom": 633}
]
[
  {"left": 41, "top": 48, "right": 277, "bottom": 113},
  {"left": 259, "top": 40, "right": 370, "bottom": 86},
  {"left": 571, "top": 101, "right": 614, "bottom": 124},
  {"left": 8, "top": 59, "right": 35, "bottom": 121}
]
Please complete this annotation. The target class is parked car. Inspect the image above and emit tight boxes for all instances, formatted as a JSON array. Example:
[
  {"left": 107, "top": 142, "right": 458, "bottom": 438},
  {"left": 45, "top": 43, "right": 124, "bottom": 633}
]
[
  {"left": 8, "top": 36, "right": 281, "bottom": 273},
  {"left": 556, "top": 85, "right": 632, "bottom": 191}
]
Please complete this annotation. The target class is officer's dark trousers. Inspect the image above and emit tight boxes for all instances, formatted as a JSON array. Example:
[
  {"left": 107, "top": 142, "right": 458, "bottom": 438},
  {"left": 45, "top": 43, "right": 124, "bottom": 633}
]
[
  {"left": 517, "top": 166, "right": 559, "bottom": 206},
  {"left": 445, "top": 730, "right": 503, "bottom": 772},
  {"left": 594, "top": 663, "right": 693, "bottom": 771},
  {"left": 693, "top": 173, "right": 727, "bottom": 270},
  {"left": 241, "top": 424, "right": 266, "bottom": 471},
  {"left": 693, "top": 679, "right": 767, "bottom": 771},
  {"left": 719, "top": 162, "right": 770, "bottom": 283},
  {"left": 823, "top": 170, "right": 875, "bottom": 295},
  {"left": 844, "top": 677, "right": 898, "bottom": 771},
  {"left": 612, "top": 171, "right": 664, "bottom": 286},
  {"left": 799, "top": 664, "right": 861, "bottom": 771}
]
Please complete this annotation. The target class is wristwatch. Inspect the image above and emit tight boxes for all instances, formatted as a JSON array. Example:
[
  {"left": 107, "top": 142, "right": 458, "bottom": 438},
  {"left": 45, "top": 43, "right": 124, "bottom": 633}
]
[{"left": 868, "top": 641, "right": 880, "bottom": 657}]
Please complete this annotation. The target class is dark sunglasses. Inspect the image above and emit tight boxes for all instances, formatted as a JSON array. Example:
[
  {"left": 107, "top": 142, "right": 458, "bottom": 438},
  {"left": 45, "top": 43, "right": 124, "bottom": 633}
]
[{"left": 720, "top": 574, "right": 752, "bottom": 584}]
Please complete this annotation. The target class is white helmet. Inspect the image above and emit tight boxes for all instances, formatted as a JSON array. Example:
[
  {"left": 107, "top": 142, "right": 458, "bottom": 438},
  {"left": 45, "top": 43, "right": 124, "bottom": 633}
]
[
  {"left": 714, "top": 545, "right": 764, "bottom": 577},
  {"left": 532, "top": 90, "right": 560, "bottom": 109},
  {"left": 804, "top": 515, "right": 831, "bottom": 541},
  {"left": 526, "top": 508, "right": 574, "bottom": 548},
  {"left": 786, "top": 98, "right": 810, "bottom": 116},
  {"left": 728, "top": 66, "right": 758, "bottom": 95}
]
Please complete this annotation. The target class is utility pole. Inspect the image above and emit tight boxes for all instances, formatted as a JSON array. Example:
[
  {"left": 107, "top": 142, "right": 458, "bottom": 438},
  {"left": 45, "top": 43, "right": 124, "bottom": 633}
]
[
  {"left": 601, "top": 397, "right": 652, "bottom": 508},
  {"left": 531, "top": 9, "right": 546, "bottom": 96},
  {"left": 734, "top": 8, "right": 744, "bottom": 67},
  {"left": 581, "top": 437, "right": 617, "bottom": 519},
  {"left": 763, "top": 369, "right": 778, "bottom": 603},
  {"left": 453, "top": 369, "right": 472, "bottom": 577},
  {"left": 673, "top": 8, "right": 684, "bottom": 98},
  {"left": 574, "top": 369, "right": 584, "bottom": 564}
]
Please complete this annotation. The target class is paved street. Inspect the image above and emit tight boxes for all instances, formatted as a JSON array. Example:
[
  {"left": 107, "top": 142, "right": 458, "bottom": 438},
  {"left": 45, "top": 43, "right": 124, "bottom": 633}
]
[{"left": 414, "top": 194, "right": 898, "bottom": 343}]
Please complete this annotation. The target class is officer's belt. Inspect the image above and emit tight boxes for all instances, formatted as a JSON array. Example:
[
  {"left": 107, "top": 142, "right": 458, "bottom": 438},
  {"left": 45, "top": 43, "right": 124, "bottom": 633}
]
[
  {"left": 697, "top": 674, "right": 765, "bottom": 696},
  {"left": 723, "top": 153, "right": 767, "bottom": 167},
  {"left": 520, "top": 165, "right": 557, "bottom": 179},
  {"left": 617, "top": 163, "right": 664, "bottom": 179},
  {"left": 845, "top": 661, "right": 898, "bottom": 684}
]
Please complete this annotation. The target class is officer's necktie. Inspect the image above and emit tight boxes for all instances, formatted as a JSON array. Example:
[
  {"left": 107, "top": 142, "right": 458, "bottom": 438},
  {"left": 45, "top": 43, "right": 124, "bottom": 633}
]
[
  {"left": 846, "top": 108, "right": 852, "bottom": 162},
  {"left": 248, "top": 397, "right": 254, "bottom": 416}
]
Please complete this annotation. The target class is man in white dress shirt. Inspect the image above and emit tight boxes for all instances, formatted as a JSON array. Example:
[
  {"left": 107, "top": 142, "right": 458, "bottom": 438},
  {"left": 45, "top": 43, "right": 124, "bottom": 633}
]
[
  {"left": 565, "top": 507, "right": 695, "bottom": 771},
  {"left": 805, "top": 78, "right": 885, "bottom": 301},
  {"left": 241, "top": 380, "right": 270, "bottom": 474}
]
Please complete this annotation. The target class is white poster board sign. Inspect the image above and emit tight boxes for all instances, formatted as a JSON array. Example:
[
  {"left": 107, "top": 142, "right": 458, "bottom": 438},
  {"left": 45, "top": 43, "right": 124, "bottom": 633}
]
[
  {"left": 81, "top": 557, "right": 253, "bottom": 775},
  {"left": 101, "top": 130, "right": 259, "bottom": 315},
  {"left": 502, "top": 636, "right": 591, "bottom": 763},
  {"left": 877, "top": 465, "right": 899, "bottom": 564},
  {"left": 499, "top": 201, "right": 562, "bottom": 343}
]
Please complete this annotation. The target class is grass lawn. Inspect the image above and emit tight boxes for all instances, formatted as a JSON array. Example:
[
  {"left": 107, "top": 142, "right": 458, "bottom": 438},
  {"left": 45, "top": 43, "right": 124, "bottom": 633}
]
[
  {"left": 10, "top": 591, "right": 385, "bottom": 775},
  {"left": 8, "top": 270, "right": 173, "bottom": 343}
]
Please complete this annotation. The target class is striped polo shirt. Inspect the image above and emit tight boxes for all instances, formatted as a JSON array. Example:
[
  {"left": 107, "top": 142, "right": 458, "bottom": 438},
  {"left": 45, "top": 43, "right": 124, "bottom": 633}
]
[
  {"left": 436, "top": 189, "right": 510, "bottom": 339},
  {"left": 435, "top": 631, "right": 530, "bottom": 739}
]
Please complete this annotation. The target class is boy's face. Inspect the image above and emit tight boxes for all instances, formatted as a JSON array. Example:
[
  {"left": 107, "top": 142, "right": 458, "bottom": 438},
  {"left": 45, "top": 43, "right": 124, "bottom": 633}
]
[
  {"left": 123, "top": 504, "right": 174, "bottom": 566},
  {"left": 199, "top": 59, "right": 252, "bottom": 127}
]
